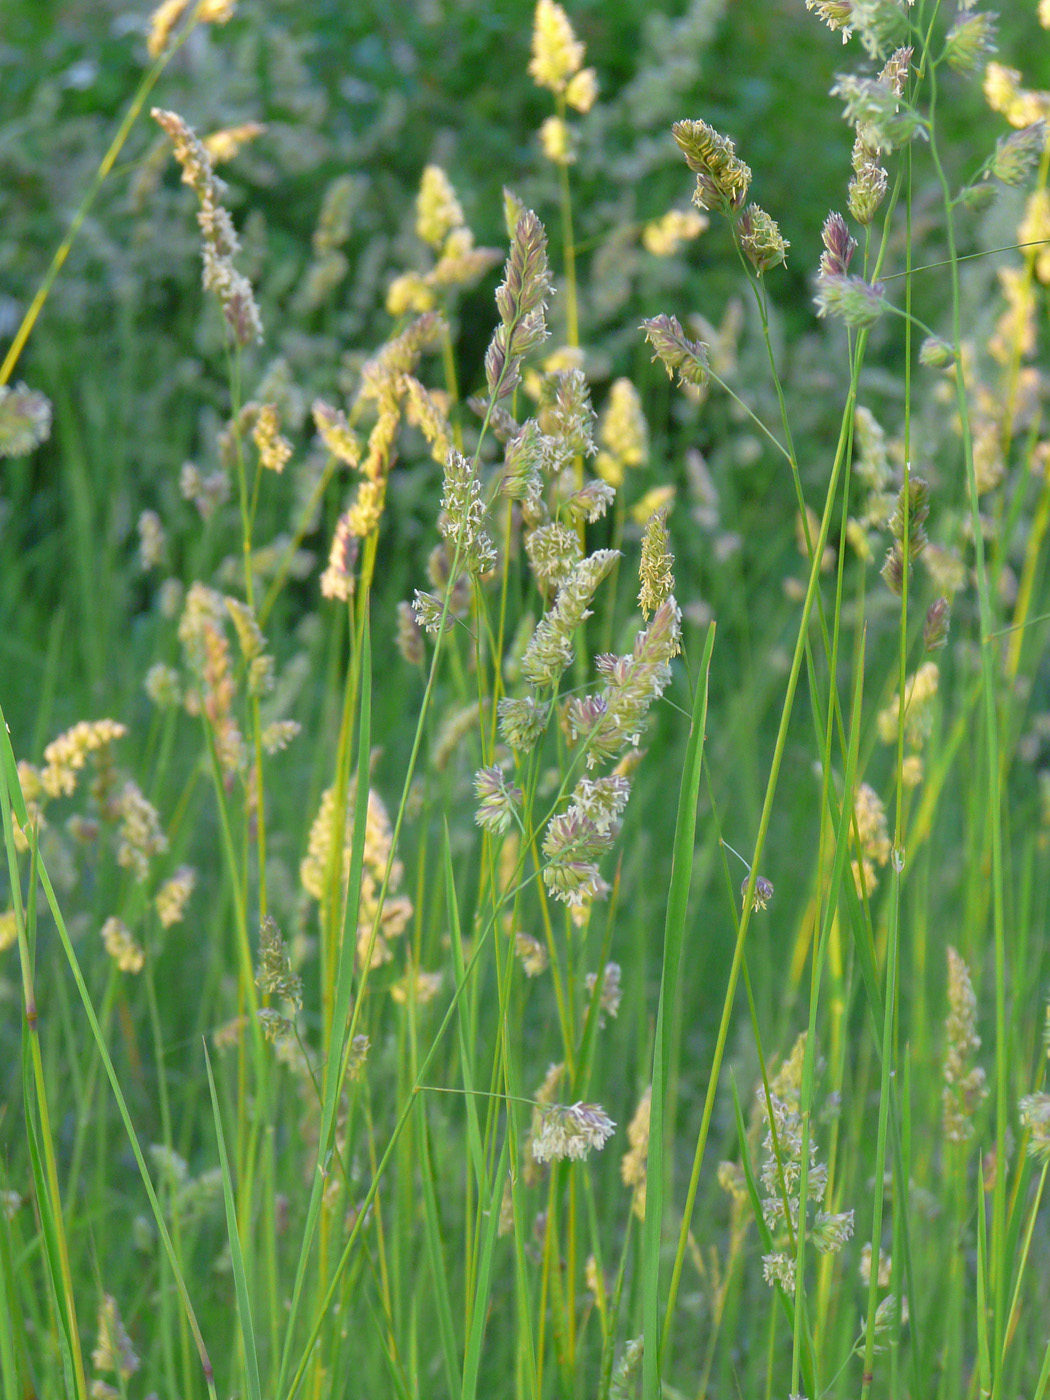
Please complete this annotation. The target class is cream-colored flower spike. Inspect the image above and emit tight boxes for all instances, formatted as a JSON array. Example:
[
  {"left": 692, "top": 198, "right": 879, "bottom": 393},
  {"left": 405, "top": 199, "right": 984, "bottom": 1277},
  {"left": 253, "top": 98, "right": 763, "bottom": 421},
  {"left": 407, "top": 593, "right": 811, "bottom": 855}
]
[{"left": 529, "top": 0, "right": 585, "bottom": 93}]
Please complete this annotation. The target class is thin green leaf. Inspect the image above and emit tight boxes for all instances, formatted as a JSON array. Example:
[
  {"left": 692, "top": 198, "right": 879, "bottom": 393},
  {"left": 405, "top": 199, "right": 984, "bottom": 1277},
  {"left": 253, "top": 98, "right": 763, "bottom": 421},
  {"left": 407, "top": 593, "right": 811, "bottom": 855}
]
[{"left": 203, "top": 1044, "right": 262, "bottom": 1400}]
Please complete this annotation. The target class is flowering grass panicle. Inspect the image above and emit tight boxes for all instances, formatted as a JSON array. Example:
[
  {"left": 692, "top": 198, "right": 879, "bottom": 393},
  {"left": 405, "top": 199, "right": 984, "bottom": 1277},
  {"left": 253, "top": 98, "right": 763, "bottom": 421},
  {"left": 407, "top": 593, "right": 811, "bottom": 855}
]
[
  {"left": 390, "top": 167, "right": 501, "bottom": 314},
  {"left": 671, "top": 118, "right": 752, "bottom": 213},
  {"left": 0, "top": 381, "right": 52, "bottom": 457},
  {"left": 585, "top": 961, "right": 622, "bottom": 1024},
  {"left": 831, "top": 64, "right": 922, "bottom": 156},
  {"left": 299, "top": 781, "right": 412, "bottom": 969},
  {"left": 528, "top": 0, "right": 585, "bottom": 94},
  {"left": 638, "top": 507, "right": 675, "bottom": 619},
  {"left": 855, "top": 776, "right": 890, "bottom": 847},
  {"left": 500, "top": 418, "right": 548, "bottom": 518},
  {"left": 515, "top": 931, "right": 549, "bottom": 977},
  {"left": 180, "top": 460, "right": 230, "bottom": 520},
  {"left": 757, "top": 1038, "right": 853, "bottom": 1289},
  {"left": 742, "top": 874, "right": 775, "bottom": 912},
  {"left": 943, "top": 946, "right": 988, "bottom": 1143},
  {"left": 439, "top": 448, "right": 496, "bottom": 576},
  {"left": 595, "top": 376, "right": 648, "bottom": 485},
  {"left": 92, "top": 1293, "right": 139, "bottom": 1381},
  {"left": 312, "top": 400, "right": 362, "bottom": 468},
  {"left": 641, "top": 314, "right": 709, "bottom": 390},
  {"left": 531, "top": 1101, "right": 615, "bottom": 1163},
  {"left": 944, "top": 10, "right": 998, "bottom": 75},
  {"left": 804, "top": 0, "right": 854, "bottom": 44},
  {"left": 564, "top": 479, "right": 615, "bottom": 523},
  {"left": 642, "top": 207, "right": 708, "bottom": 257},
  {"left": 520, "top": 548, "right": 619, "bottom": 688},
  {"left": 877, "top": 659, "right": 939, "bottom": 749},
  {"left": 152, "top": 107, "right": 262, "bottom": 345},
  {"left": 116, "top": 782, "right": 168, "bottom": 881},
  {"left": 620, "top": 1085, "right": 651, "bottom": 1220},
  {"left": 524, "top": 521, "right": 580, "bottom": 592},
  {"left": 137, "top": 509, "right": 166, "bottom": 571},
  {"left": 880, "top": 476, "right": 929, "bottom": 595},
  {"left": 819, "top": 210, "right": 857, "bottom": 278},
  {"left": 474, "top": 765, "right": 522, "bottom": 834},
  {"left": 737, "top": 203, "right": 790, "bottom": 275},
  {"left": 252, "top": 403, "right": 293, "bottom": 474},
  {"left": 814, "top": 271, "right": 887, "bottom": 328},
  {"left": 102, "top": 917, "right": 145, "bottom": 975},
  {"left": 155, "top": 865, "right": 196, "bottom": 928},
  {"left": 1018, "top": 1092, "right": 1050, "bottom": 1162},
  {"left": 565, "top": 595, "right": 682, "bottom": 767},
  {"left": 41, "top": 719, "right": 127, "bottom": 799},
  {"left": 497, "top": 695, "right": 552, "bottom": 754},
  {"left": 395, "top": 600, "right": 424, "bottom": 665},
  {"left": 177, "top": 583, "right": 245, "bottom": 775},
  {"left": 538, "top": 367, "right": 597, "bottom": 458},
  {"left": 542, "top": 806, "right": 616, "bottom": 906},
  {"left": 256, "top": 914, "right": 303, "bottom": 1009},
  {"left": 860, "top": 1241, "right": 893, "bottom": 1290},
  {"left": 320, "top": 515, "right": 359, "bottom": 603},
  {"left": 486, "top": 210, "right": 553, "bottom": 401},
  {"left": 416, "top": 165, "right": 465, "bottom": 250},
  {"left": 144, "top": 663, "right": 183, "bottom": 711},
  {"left": 147, "top": 0, "right": 235, "bottom": 57}
]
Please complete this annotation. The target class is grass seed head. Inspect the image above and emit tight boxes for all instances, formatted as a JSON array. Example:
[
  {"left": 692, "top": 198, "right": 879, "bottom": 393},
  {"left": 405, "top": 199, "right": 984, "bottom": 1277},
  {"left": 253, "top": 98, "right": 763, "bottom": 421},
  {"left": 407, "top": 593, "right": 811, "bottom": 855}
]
[
  {"left": 738, "top": 203, "right": 790, "bottom": 275},
  {"left": 529, "top": 0, "right": 585, "bottom": 94},
  {"left": 672, "top": 118, "right": 752, "bottom": 213},
  {"left": 531, "top": 1101, "right": 615, "bottom": 1163}
]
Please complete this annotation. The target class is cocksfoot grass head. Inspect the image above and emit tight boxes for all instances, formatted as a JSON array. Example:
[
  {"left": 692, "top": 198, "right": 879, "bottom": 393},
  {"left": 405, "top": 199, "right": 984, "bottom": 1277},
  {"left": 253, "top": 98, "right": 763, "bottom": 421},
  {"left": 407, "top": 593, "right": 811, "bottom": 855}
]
[{"left": 672, "top": 118, "right": 752, "bottom": 213}]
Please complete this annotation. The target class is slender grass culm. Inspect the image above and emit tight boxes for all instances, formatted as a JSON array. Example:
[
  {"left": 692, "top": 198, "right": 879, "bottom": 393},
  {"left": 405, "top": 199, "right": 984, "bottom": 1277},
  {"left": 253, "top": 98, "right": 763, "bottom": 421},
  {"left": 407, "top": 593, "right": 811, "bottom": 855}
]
[{"left": 1, "top": 1, "right": 1050, "bottom": 1398}]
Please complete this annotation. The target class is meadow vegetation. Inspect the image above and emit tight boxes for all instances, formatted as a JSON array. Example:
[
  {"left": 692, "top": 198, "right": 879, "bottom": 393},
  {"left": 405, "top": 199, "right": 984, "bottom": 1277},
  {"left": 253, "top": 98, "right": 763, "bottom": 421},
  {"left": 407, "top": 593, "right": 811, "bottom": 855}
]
[{"left": 2, "top": 1, "right": 1050, "bottom": 1397}]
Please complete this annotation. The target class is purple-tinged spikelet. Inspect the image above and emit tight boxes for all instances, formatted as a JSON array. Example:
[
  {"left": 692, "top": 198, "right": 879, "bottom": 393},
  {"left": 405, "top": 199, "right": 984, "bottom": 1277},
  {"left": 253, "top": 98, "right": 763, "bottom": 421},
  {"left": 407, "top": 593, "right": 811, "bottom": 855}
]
[
  {"left": 819, "top": 212, "right": 857, "bottom": 277},
  {"left": 641, "top": 315, "right": 709, "bottom": 389},
  {"left": 474, "top": 766, "right": 523, "bottom": 834},
  {"left": 486, "top": 211, "right": 553, "bottom": 401},
  {"left": 924, "top": 597, "right": 951, "bottom": 652}
]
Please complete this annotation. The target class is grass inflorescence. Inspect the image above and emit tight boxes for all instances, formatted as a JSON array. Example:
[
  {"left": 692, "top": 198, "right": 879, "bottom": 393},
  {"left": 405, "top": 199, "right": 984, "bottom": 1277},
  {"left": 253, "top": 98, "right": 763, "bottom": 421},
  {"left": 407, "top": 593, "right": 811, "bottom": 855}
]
[{"left": 2, "top": 2, "right": 1050, "bottom": 1398}]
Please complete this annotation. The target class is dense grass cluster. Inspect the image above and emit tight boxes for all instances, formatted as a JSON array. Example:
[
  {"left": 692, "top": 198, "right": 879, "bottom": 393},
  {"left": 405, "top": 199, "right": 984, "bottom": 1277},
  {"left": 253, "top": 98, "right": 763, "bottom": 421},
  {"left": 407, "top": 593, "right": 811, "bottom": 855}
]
[{"left": 2, "top": 2, "right": 1050, "bottom": 1397}]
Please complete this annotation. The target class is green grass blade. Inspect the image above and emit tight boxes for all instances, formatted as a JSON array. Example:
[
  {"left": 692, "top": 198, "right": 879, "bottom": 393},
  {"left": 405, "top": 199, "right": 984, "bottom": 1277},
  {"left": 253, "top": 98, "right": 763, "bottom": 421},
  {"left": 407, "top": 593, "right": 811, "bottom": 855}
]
[
  {"left": 419, "top": 1107, "right": 464, "bottom": 1400},
  {"left": 21, "top": 1035, "right": 78, "bottom": 1399},
  {"left": 461, "top": 1131, "right": 511, "bottom": 1400},
  {"left": 642, "top": 620, "right": 715, "bottom": 1399},
  {"left": 0, "top": 1180, "right": 22, "bottom": 1400},
  {"left": 0, "top": 708, "right": 28, "bottom": 832},
  {"left": 276, "top": 609, "right": 372, "bottom": 1394},
  {"left": 11, "top": 820, "right": 215, "bottom": 1393},
  {"left": 443, "top": 822, "right": 486, "bottom": 1191},
  {"left": 204, "top": 1043, "right": 263, "bottom": 1400},
  {"left": 976, "top": 1160, "right": 992, "bottom": 1398}
]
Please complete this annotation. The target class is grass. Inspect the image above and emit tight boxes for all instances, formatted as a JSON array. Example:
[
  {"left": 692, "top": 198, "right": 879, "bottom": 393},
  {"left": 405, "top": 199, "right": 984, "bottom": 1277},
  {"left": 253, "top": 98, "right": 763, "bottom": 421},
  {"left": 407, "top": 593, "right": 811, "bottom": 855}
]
[{"left": 2, "top": 1, "right": 1050, "bottom": 1397}]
